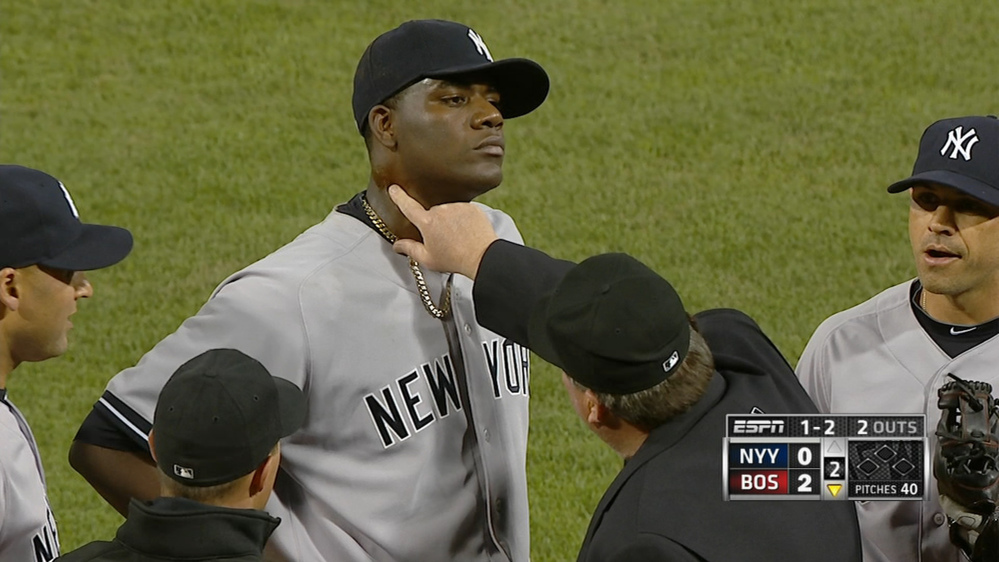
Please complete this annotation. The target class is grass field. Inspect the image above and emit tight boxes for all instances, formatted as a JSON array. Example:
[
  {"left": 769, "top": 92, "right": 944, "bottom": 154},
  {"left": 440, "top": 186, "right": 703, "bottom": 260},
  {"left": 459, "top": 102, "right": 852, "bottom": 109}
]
[{"left": 2, "top": 1, "right": 998, "bottom": 559}]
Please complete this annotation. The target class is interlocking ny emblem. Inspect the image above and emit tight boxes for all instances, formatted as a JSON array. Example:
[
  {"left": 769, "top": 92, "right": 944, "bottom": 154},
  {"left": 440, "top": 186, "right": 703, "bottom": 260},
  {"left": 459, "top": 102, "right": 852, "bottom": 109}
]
[
  {"left": 940, "top": 126, "right": 979, "bottom": 161},
  {"left": 467, "top": 29, "right": 493, "bottom": 62},
  {"left": 57, "top": 181, "right": 79, "bottom": 218}
]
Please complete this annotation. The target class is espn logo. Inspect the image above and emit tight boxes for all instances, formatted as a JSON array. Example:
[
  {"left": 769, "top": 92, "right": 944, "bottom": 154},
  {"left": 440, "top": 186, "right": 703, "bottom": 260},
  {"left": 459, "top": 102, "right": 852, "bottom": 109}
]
[{"left": 731, "top": 419, "right": 785, "bottom": 435}]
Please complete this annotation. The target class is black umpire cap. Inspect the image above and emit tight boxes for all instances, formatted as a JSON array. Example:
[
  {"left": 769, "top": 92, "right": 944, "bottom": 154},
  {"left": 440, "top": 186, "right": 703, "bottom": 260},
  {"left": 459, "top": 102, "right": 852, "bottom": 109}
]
[
  {"left": 527, "top": 254, "right": 692, "bottom": 395},
  {"left": 153, "top": 349, "right": 307, "bottom": 487}
]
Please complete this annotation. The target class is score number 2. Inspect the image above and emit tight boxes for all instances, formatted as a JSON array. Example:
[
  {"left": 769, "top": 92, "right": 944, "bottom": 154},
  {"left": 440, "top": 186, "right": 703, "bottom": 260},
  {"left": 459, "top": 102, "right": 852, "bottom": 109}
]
[{"left": 801, "top": 419, "right": 835, "bottom": 436}]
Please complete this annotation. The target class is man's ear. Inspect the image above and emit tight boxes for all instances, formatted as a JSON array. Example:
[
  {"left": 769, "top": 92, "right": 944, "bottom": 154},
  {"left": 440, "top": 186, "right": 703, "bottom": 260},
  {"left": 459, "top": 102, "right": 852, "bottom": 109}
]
[
  {"left": 0, "top": 268, "right": 19, "bottom": 313},
  {"left": 249, "top": 451, "right": 279, "bottom": 497},
  {"left": 368, "top": 105, "right": 397, "bottom": 149},
  {"left": 147, "top": 430, "right": 158, "bottom": 463},
  {"left": 583, "top": 390, "right": 617, "bottom": 429}
]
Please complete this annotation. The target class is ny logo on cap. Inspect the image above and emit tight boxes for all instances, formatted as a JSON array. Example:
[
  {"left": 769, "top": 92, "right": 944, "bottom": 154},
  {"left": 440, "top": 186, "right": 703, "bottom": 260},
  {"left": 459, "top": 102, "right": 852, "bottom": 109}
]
[
  {"left": 940, "top": 126, "right": 979, "bottom": 161},
  {"left": 662, "top": 350, "right": 680, "bottom": 372},
  {"left": 57, "top": 181, "right": 80, "bottom": 218},
  {"left": 174, "top": 465, "right": 195, "bottom": 479},
  {"left": 467, "top": 29, "right": 493, "bottom": 62}
]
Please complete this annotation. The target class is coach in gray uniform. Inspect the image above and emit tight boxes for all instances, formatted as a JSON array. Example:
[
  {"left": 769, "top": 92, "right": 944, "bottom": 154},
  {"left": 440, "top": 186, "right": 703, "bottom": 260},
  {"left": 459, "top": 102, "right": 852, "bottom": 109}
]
[
  {"left": 68, "top": 20, "right": 548, "bottom": 562},
  {"left": 0, "top": 165, "right": 132, "bottom": 562},
  {"left": 797, "top": 115, "right": 999, "bottom": 561}
]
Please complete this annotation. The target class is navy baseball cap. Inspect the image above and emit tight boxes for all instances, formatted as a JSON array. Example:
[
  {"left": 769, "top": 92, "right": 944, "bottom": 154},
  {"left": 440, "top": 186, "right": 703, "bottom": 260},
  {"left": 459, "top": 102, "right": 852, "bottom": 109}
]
[
  {"left": 0, "top": 165, "right": 133, "bottom": 270},
  {"left": 153, "top": 349, "right": 307, "bottom": 487},
  {"left": 887, "top": 115, "right": 999, "bottom": 206},
  {"left": 527, "top": 254, "right": 691, "bottom": 395},
  {"left": 352, "top": 19, "right": 550, "bottom": 134}
]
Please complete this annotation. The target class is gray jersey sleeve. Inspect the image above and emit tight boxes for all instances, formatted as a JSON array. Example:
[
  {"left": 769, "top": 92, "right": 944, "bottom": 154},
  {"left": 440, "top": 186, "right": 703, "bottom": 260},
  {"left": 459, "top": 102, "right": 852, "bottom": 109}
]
[
  {"left": 796, "top": 314, "right": 841, "bottom": 414},
  {"left": 102, "top": 268, "right": 311, "bottom": 442}
]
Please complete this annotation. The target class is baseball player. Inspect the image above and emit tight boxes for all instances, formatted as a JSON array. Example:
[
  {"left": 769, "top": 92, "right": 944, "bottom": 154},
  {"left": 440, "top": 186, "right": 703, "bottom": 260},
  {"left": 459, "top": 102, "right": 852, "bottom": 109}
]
[
  {"left": 0, "top": 165, "right": 133, "bottom": 562},
  {"left": 797, "top": 115, "right": 999, "bottom": 561},
  {"left": 69, "top": 20, "right": 549, "bottom": 562}
]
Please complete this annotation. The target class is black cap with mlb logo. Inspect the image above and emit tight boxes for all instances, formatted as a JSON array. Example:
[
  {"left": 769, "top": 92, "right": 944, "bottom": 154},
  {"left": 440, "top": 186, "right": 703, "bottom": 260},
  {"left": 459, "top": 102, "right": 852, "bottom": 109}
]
[
  {"left": 527, "top": 253, "right": 691, "bottom": 395},
  {"left": 888, "top": 115, "right": 999, "bottom": 206},
  {"left": 352, "top": 19, "right": 550, "bottom": 133},
  {"left": 153, "top": 349, "right": 307, "bottom": 487},
  {"left": 0, "top": 165, "right": 133, "bottom": 270}
]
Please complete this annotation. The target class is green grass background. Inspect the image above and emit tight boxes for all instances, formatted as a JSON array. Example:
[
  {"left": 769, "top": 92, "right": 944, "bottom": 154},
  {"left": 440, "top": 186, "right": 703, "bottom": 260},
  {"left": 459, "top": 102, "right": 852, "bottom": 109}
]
[{"left": 2, "top": 0, "right": 997, "bottom": 559}]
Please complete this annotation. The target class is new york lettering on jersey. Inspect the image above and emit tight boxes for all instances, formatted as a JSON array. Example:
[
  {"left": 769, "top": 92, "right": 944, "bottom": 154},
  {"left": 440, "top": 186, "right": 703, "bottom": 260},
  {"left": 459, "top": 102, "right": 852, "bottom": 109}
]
[{"left": 365, "top": 338, "right": 530, "bottom": 448}]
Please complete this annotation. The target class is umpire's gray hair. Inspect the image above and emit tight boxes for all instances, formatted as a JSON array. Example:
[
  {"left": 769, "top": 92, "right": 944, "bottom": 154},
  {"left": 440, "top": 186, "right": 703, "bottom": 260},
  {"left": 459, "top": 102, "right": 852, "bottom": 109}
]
[{"left": 586, "top": 326, "right": 714, "bottom": 431}]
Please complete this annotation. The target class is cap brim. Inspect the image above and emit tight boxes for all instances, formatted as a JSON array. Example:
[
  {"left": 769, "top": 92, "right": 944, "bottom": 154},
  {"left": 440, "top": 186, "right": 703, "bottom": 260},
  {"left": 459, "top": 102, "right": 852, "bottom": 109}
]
[
  {"left": 526, "top": 291, "right": 567, "bottom": 371},
  {"left": 887, "top": 171, "right": 999, "bottom": 207},
  {"left": 39, "top": 224, "right": 133, "bottom": 271},
  {"left": 433, "top": 58, "right": 550, "bottom": 119},
  {"left": 273, "top": 377, "right": 308, "bottom": 437}
]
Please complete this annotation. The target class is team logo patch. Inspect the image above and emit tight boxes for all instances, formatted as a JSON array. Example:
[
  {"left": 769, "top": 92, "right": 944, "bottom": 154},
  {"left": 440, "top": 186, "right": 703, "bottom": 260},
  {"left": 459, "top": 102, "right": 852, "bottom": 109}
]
[
  {"left": 57, "top": 181, "right": 80, "bottom": 218},
  {"left": 174, "top": 465, "right": 195, "bottom": 479},
  {"left": 662, "top": 350, "right": 680, "bottom": 372},
  {"left": 940, "top": 126, "right": 979, "bottom": 161},
  {"left": 467, "top": 29, "right": 493, "bottom": 62}
]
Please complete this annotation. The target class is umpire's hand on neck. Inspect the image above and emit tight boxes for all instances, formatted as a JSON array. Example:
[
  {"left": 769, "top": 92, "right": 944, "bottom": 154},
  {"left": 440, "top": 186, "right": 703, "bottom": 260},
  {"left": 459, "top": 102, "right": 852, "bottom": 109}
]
[{"left": 389, "top": 184, "right": 498, "bottom": 279}]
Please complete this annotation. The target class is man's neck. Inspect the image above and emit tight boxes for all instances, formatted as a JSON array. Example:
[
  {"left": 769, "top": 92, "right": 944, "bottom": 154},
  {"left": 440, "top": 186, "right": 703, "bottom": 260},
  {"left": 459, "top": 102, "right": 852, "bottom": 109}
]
[
  {"left": 0, "top": 341, "right": 13, "bottom": 389},
  {"left": 160, "top": 490, "right": 257, "bottom": 511},
  {"left": 602, "top": 425, "right": 650, "bottom": 461},
  {"left": 365, "top": 181, "right": 423, "bottom": 242},
  {"left": 923, "top": 286, "right": 999, "bottom": 325}
]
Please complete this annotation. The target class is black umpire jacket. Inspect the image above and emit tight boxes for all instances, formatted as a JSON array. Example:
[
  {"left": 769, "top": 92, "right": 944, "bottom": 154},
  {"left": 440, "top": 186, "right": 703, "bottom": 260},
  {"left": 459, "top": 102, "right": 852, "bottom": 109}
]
[
  {"left": 472, "top": 240, "right": 862, "bottom": 562},
  {"left": 55, "top": 497, "right": 279, "bottom": 562}
]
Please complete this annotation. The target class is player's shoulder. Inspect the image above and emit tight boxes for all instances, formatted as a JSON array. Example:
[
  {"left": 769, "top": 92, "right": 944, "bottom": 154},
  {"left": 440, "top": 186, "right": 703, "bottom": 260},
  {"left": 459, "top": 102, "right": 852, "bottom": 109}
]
[
  {"left": 471, "top": 201, "right": 523, "bottom": 243},
  {"left": 208, "top": 210, "right": 375, "bottom": 297},
  {"left": 804, "top": 280, "right": 914, "bottom": 348}
]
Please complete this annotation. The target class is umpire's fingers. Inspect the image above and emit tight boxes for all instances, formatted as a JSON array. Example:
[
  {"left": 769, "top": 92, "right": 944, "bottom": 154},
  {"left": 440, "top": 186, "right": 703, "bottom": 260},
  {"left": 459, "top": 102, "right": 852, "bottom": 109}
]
[
  {"left": 388, "top": 184, "right": 426, "bottom": 228},
  {"left": 392, "top": 238, "right": 428, "bottom": 262}
]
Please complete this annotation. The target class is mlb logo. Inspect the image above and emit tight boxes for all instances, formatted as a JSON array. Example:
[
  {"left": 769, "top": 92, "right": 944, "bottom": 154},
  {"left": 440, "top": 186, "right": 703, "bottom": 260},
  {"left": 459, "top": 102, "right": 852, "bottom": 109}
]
[
  {"left": 174, "top": 465, "right": 195, "bottom": 479},
  {"left": 662, "top": 350, "right": 680, "bottom": 372}
]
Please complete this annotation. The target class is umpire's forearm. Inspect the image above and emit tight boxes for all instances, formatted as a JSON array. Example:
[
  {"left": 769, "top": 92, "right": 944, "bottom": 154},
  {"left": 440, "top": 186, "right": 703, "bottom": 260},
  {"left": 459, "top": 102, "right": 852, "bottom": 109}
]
[
  {"left": 472, "top": 240, "right": 575, "bottom": 346},
  {"left": 68, "top": 440, "right": 159, "bottom": 517}
]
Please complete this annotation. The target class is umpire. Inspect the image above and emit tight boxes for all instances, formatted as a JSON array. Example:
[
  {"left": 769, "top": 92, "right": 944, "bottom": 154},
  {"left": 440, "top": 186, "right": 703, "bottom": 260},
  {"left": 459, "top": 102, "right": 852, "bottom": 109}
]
[{"left": 388, "top": 186, "right": 863, "bottom": 561}]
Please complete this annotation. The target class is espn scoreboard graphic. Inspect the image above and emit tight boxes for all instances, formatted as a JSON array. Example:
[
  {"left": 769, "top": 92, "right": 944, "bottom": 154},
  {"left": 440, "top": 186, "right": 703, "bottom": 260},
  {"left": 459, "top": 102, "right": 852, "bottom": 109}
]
[{"left": 723, "top": 415, "right": 929, "bottom": 501}]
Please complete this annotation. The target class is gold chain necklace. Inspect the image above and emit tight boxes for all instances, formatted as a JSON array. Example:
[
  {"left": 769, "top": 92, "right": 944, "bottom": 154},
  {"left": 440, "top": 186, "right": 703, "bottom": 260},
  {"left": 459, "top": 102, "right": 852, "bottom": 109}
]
[
  {"left": 921, "top": 287, "right": 927, "bottom": 310},
  {"left": 361, "top": 194, "right": 452, "bottom": 320}
]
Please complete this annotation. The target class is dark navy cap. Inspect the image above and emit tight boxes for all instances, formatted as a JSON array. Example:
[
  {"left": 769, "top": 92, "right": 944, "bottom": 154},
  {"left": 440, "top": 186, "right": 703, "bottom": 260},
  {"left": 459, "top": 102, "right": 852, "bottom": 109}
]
[
  {"left": 888, "top": 115, "right": 999, "bottom": 206},
  {"left": 352, "top": 19, "right": 549, "bottom": 133},
  {"left": 0, "top": 165, "right": 132, "bottom": 270}
]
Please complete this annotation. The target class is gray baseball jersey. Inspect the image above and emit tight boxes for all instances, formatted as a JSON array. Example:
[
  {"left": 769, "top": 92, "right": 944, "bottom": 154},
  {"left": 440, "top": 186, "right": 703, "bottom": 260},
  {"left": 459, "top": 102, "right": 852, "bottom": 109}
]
[
  {"left": 0, "top": 389, "right": 60, "bottom": 561},
  {"left": 797, "top": 280, "right": 999, "bottom": 562},
  {"left": 92, "top": 198, "right": 531, "bottom": 562}
]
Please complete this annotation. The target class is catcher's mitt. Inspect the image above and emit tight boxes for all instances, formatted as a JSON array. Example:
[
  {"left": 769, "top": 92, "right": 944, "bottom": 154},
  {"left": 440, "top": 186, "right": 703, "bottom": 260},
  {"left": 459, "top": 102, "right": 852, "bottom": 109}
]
[
  {"left": 935, "top": 374, "right": 999, "bottom": 560},
  {"left": 935, "top": 374, "right": 999, "bottom": 515}
]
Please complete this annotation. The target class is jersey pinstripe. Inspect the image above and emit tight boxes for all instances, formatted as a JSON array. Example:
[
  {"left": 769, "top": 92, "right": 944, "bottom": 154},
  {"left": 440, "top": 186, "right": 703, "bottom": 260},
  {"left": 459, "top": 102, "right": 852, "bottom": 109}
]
[
  {"left": 0, "top": 390, "right": 60, "bottom": 561},
  {"left": 93, "top": 200, "right": 530, "bottom": 562},
  {"left": 797, "top": 279, "right": 999, "bottom": 562}
]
